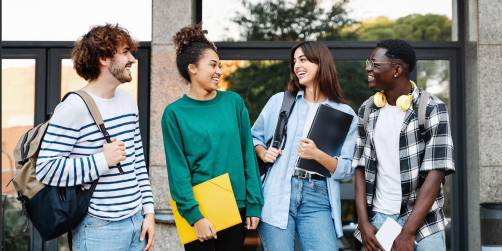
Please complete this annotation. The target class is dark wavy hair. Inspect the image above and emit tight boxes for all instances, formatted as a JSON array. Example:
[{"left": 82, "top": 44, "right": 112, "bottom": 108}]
[
  {"left": 71, "top": 24, "right": 138, "bottom": 81},
  {"left": 173, "top": 24, "right": 217, "bottom": 82},
  {"left": 288, "top": 41, "right": 345, "bottom": 103}
]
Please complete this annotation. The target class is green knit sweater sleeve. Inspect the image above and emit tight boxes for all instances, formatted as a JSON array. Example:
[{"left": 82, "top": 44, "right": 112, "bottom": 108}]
[
  {"left": 161, "top": 108, "right": 203, "bottom": 225},
  {"left": 238, "top": 100, "right": 264, "bottom": 218}
]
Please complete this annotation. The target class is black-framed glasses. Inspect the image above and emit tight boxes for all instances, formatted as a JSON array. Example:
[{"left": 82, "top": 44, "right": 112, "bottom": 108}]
[{"left": 365, "top": 59, "right": 401, "bottom": 69}]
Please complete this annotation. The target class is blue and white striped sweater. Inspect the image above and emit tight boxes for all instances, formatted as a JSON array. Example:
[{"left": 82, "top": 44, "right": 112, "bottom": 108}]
[{"left": 36, "top": 90, "right": 154, "bottom": 220}]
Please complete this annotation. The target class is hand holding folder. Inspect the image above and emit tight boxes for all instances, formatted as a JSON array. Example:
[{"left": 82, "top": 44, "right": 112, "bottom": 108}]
[
  {"left": 169, "top": 173, "right": 242, "bottom": 244},
  {"left": 297, "top": 104, "right": 354, "bottom": 176}
]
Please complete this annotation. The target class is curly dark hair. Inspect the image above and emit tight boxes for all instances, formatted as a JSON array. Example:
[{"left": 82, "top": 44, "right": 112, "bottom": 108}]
[
  {"left": 72, "top": 24, "right": 138, "bottom": 81},
  {"left": 173, "top": 23, "right": 217, "bottom": 82},
  {"left": 376, "top": 39, "right": 416, "bottom": 74}
]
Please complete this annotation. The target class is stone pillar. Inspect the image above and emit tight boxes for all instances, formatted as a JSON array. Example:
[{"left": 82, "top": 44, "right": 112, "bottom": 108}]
[
  {"left": 150, "top": 0, "right": 194, "bottom": 250},
  {"left": 465, "top": 0, "right": 480, "bottom": 250},
  {"left": 466, "top": 0, "right": 502, "bottom": 249},
  {"left": 477, "top": 1, "right": 502, "bottom": 201}
]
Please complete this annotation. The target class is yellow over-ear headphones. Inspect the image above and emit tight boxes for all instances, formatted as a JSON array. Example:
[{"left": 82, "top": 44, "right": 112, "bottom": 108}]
[{"left": 373, "top": 81, "right": 417, "bottom": 112}]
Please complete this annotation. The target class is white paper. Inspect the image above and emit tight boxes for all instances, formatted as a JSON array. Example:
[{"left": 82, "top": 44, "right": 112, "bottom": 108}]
[{"left": 375, "top": 217, "right": 403, "bottom": 251}]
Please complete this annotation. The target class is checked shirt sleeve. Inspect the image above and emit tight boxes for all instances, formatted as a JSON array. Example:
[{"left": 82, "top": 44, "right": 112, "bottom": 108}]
[
  {"left": 352, "top": 102, "right": 370, "bottom": 170},
  {"left": 420, "top": 101, "right": 455, "bottom": 174}
]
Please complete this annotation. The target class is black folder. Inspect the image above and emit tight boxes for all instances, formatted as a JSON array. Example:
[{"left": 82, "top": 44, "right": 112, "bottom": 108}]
[{"left": 297, "top": 104, "right": 354, "bottom": 177}]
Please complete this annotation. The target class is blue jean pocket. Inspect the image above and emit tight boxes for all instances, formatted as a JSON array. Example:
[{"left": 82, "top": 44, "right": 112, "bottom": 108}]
[
  {"left": 84, "top": 215, "right": 112, "bottom": 228},
  {"left": 312, "top": 180, "right": 328, "bottom": 196}
]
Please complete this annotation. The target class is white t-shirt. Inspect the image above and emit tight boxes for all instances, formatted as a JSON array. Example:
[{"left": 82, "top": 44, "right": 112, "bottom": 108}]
[
  {"left": 373, "top": 104, "right": 406, "bottom": 215},
  {"left": 302, "top": 100, "right": 320, "bottom": 137}
]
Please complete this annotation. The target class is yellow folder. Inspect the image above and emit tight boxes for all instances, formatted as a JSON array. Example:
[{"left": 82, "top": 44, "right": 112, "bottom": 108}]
[{"left": 169, "top": 173, "right": 242, "bottom": 244}]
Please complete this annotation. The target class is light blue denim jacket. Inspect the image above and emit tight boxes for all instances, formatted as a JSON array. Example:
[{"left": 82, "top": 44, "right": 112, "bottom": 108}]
[{"left": 251, "top": 91, "right": 357, "bottom": 238}]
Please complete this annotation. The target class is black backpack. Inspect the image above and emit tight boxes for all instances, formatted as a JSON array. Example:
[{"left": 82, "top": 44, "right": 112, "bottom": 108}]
[{"left": 11, "top": 90, "right": 112, "bottom": 241}]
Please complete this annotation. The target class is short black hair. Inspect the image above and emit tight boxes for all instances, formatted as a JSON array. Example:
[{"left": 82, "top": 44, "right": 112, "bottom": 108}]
[{"left": 376, "top": 39, "right": 416, "bottom": 74}]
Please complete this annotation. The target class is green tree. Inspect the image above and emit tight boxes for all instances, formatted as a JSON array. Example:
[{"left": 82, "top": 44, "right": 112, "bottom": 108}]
[
  {"left": 234, "top": 0, "right": 355, "bottom": 41},
  {"left": 227, "top": 2, "right": 453, "bottom": 123},
  {"left": 228, "top": 61, "right": 290, "bottom": 120},
  {"left": 356, "top": 14, "right": 452, "bottom": 41},
  {"left": 228, "top": 0, "right": 368, "bottom": 122}
]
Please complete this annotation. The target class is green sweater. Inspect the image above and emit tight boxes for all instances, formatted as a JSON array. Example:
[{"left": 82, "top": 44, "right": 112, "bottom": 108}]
[{"left": 161, "top": 91, "right": 263, "bottom": 225}]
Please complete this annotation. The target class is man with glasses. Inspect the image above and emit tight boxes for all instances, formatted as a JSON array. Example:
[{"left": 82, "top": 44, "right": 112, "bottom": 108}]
[{"left": 352, "top": 39, "right": 455, "bottom": 251}]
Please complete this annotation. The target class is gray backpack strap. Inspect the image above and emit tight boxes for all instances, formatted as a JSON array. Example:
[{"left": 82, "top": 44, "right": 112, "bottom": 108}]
[
  {"left": 418, "top": 90, "right": 431, "bottom": 130},
  {"left": 362, "top": 96, "right": 374, "bottom": 132}
]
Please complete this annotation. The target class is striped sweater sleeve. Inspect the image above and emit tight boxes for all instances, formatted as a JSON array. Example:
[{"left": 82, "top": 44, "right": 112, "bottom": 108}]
[
  {"left": 35, "top": 96, "right": 110, "bottom": 187},
  {"left": 133, "top": 117, "right": 155, "bottom": 214}
]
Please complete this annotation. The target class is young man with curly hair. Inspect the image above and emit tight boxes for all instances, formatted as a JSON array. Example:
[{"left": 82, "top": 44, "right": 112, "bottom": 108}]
[
  {"left": 36, "top": 24, "right": 155, "bottom": 251},
  {"left": 353, "top": 39, "right": 455, "bottom": 251}
]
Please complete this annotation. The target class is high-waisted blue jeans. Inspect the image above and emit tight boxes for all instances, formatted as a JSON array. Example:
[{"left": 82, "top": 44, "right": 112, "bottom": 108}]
[{"left": 259, "top": 177, "right": 338, "bottom": 251}]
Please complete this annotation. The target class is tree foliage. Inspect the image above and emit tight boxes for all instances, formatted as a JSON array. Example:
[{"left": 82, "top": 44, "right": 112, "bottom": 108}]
[
  {"left": 234, "top": 0, "right": 355, "bottom": 41},
  {"left": 226, "top": 0, "right": 453, "bottom": 122}
]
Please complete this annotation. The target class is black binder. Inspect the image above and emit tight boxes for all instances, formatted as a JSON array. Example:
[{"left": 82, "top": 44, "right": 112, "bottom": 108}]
[{"left": 297, "top": 104, "right": 354, "bottom": 177}]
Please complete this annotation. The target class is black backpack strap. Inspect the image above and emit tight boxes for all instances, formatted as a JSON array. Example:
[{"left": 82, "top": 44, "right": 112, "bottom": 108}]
[
  {"left": 270, "top": 91, "right": 296, "bottom": 149},
  {"left": 260, "top": 91, "right": 296, "bottom": 183},
  {"left": 67, "top": 231, "right": 73, "bottom": 251}
]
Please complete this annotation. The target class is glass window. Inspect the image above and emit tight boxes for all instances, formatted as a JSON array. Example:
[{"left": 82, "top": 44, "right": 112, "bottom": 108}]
[
  {"left": 60, "top": 59, "right": 138, "bottom": 98},
  {"left": 2, "top": 0, "right": 152, "bottom": 41},
  {"left": 2, "top": 59, "right": 35, "bottom": 250},
  {"left": 417, "top": 60, "right": 452, "bottom": 250},
  {"left": 203, "top": 0, "right": 455, "bottom": 42},
  {"left": 222, "top": 59, "right": 371, "bottom": 122},
  {"left": 222, "top": 60, "right": 289, "bottom": 122},
  {"left": 416, "top": 60, "right": 450, "bottom": 107}
]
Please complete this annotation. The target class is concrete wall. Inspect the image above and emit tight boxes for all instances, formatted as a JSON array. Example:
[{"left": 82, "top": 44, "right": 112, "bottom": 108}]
[
  {"left": 150, "top": 0, "right": 194, "bottom": 250},
  {"left": 466, "top": 0, "right": 502, "bottom": 249},
  {"left": 477, "top": 0, "right": 502, "bottom": 203}
]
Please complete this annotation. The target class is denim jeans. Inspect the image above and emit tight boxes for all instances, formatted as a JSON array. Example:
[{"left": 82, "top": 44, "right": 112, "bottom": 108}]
[
  {"left": 259, "top": 177, "right": 338, "bottom": 251},
  {"left": 370, "top": 211, "right": 446, "bottom": 251},
  {"left": 72, "top": 210, "right": 146, "bottom": 251}
]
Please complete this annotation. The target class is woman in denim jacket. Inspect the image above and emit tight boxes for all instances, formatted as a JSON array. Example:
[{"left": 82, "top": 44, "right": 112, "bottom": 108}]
[{"left": 251, "top": 41, "right": 358, "bottom": 251}]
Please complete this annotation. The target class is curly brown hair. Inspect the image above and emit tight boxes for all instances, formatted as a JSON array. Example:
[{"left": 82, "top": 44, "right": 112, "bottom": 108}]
[
  {"left": 72, "top": 24, "right": 138, "bottom": 81},
  {"left": 173, "top": 23, "right": 217, "bottom": 82}
]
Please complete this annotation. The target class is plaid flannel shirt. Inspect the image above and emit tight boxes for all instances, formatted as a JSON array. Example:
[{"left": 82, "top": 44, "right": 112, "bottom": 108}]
[{"left": 352, "top": 87, "right": 455, "bottom": 242}]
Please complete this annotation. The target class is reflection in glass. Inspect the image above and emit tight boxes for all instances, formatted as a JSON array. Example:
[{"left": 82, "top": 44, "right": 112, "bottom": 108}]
[
  {"left": 2, "top": 59, "right": 34, "bottom": 250},
  {"left": 203, "top": 0, "right": 454, "bottom": 42},
  {"left": 417, "top": 60, "right": 450, "bottom": 107},
  {"left": 417, "top": 60, "right": 452, "bottom": 250},
  {"left": 223, "top": 60, "right": 371, "bottom": 123},
  {"left": 222, "top": 60, "right": 289, "bottom": 122},
  {"left": 60, "top": 59, "right": 138, "bottom": 98}
]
